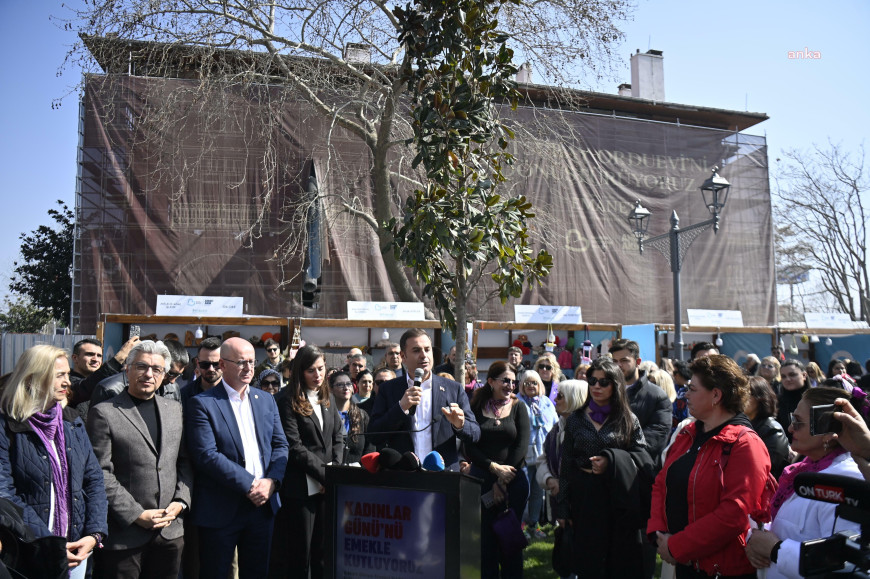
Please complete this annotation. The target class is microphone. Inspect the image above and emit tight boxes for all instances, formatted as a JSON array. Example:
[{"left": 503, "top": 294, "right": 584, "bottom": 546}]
[
  {"left": 794, "top": 473, "right": 870, "bottom": 509},
  {"left": 408, "top": 368, "right": 425, "bottom": 416}
]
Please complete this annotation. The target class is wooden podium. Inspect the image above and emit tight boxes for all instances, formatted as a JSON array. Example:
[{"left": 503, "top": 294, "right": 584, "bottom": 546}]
[{"left": 324, "top": 466, "right": 481, "bottom": 579}]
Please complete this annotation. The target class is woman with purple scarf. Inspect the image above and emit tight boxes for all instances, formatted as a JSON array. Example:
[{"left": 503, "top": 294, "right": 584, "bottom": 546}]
[
  {"left": 747, "top": 387, "right": 863, "bottom": 578},
  {"left": 0, "top": 345, "right": 108, "bottom": 578},
  {"left": 556, "top": 357, "right": 653, "bottom": 578}
]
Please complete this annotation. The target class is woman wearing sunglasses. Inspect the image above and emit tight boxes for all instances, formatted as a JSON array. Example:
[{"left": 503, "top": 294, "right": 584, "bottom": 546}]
[
  {"left": 556, "top": 356, "right": 652, "bottom": 578},
  {"left": 464, "top": 361, "right": 530, "bottom": 578},
  {"left": 746, "top": 387, "right": 863, "bottom": 579},
  {"left": 533, "top": 356, "right": 562, "bottom": 403}
]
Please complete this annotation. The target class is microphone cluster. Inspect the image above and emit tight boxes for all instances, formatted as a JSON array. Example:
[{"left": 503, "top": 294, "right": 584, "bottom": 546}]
[{"left": 360, "top": 450, "right": 446, "bottom": 473}]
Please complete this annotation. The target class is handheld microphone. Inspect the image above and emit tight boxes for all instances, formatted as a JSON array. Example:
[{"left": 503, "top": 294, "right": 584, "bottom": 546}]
[{"left": 408, "top": 367, "right": 425, "bottom": 416}]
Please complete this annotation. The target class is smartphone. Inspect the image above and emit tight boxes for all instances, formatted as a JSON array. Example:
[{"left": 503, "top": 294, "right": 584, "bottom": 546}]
[
  {"left": 481, "top": 489, "right": 496, "bottom": 508},
  {"left": 130, "top": 325, "right": 140, "bottom": 338},
  {"left": 810, "top": 404, "right": 842, "bottom": 436}
]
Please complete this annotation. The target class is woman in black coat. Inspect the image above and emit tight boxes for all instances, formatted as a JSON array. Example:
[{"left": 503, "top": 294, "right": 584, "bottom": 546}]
[
  {"left": 745, "top": 377, "right": 790, "bottom": 478},
  {"left": 271, "top": 346, "right": 343, "bottom": 579}
]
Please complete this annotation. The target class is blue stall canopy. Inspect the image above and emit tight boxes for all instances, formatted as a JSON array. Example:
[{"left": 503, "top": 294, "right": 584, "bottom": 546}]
[{"left": 719, "top": 333, "right": 774, "bottom": 365}]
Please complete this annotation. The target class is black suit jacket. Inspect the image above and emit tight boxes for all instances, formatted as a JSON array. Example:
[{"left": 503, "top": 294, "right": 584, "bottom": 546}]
[
  {"left": 369, "top": 374, "right": 480, "bottom": 466},
  {"left": 279, "top": 393, "right": 344, "bottom": 499}
]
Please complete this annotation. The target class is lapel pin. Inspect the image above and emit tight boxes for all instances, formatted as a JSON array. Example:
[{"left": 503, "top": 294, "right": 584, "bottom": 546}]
[
  {"left": 254, "top": 394, "right": 259, "bottom": 399},
  {"left": 439, "top": 386, "right": 445, "bottom": 392}
]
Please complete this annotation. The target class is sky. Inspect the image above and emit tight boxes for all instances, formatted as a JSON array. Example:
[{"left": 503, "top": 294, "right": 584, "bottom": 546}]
[{"left": 0, "top": 0, "right": 867, "bottom": 302}]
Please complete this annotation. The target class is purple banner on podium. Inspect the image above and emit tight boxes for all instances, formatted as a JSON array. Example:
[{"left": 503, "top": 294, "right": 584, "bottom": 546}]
[{"left": 335, "top": 485, "right": 446, "bottom": 578}]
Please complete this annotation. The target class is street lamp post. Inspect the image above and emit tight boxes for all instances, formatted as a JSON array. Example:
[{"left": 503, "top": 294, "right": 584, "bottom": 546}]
[{"left": 627, "top": 167, "right": 731, "bottom": 361}]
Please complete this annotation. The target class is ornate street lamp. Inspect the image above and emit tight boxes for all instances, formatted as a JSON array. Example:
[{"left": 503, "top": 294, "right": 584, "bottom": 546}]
[{"left": 626, "top": 168, "right": 732, "bottom": 360}]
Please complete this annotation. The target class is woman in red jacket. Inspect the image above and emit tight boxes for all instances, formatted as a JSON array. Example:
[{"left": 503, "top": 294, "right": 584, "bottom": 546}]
[{"left": 648, "top": 355, "right": 772, "bottom": 579}]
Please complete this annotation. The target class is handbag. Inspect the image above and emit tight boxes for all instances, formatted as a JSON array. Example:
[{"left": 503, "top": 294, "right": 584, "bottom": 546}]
[{"left": 490, "top": 487, "right": 528, "bottom": 557}]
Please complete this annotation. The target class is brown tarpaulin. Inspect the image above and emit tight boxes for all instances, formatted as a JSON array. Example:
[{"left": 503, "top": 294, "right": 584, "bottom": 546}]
[{"left": 74, "top": 75, "right": 773, "bottom": 332}]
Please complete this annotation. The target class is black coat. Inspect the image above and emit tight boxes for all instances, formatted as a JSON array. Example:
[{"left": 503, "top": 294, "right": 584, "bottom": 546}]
[
  {"left": 279, "top": 393, "right": 344, "bottom": 499},
  {"left": 626, "top": 375, "right": 672, "bottom": 462},
  {"left": 752, "top": 416, "right": 790, "bottom": 478}
]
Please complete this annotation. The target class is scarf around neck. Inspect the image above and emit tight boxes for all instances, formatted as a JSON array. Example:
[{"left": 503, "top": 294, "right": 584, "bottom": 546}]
[
  {"left": 28, "top": 403, "right": 70, "bottom": 537},
  {"left": 588, "top": 400, "right": 611, "bottom": 424},
  {"left": 519, "top": 393, "right": 543, "bottom": 428},
  {"left": 771, "top": 446, "right": 848, "bottom": 520},
  {"left": 485, "top": 397, "right": 511, "bottom": 422}
]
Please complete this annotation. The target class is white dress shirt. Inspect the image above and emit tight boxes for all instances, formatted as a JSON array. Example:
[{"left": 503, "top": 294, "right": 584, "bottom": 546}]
[
  {"left": 222, "top": 381, "right": 264, "bottom": 479},
  {"left": 408, "top": 373, "right": 433, "bottom": 458}
]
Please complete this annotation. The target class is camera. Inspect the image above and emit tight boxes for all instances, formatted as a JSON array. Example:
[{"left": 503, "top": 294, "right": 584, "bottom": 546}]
[{"left": 797, "top": 473, "right": 870, "bottom": 577}]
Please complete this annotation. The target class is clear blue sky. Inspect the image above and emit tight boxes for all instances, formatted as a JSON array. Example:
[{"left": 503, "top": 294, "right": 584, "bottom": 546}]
[{"left": 0, "top": 0, "right": 867, "bottom": 298}]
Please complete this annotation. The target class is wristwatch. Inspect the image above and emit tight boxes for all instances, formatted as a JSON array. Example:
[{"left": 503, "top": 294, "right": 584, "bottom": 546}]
[{"left": 770, "top": 540, "right": 783, "bottom": 564}]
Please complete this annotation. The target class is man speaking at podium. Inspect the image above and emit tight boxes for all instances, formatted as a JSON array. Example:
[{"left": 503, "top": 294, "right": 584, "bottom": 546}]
[{"left": 370, "top": 329, "right": 480, "bottom": 466}]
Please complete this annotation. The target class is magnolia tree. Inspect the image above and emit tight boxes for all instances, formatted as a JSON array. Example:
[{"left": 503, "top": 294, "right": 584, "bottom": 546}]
[{"left": 391, "top": 0, "right": 552, "bottom": 382}]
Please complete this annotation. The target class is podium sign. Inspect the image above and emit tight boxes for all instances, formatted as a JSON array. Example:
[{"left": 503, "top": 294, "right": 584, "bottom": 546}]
[
  {"left": 326, "top": 467, "right": 481, "bottom": 579},
  {"left": 335, "top": 486, "right": 446, "bottom": 578}
]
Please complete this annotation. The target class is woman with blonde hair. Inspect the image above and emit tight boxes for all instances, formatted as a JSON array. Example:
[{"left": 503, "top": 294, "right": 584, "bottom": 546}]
[
  {"left": 534, "top": 355, "right": 562, "bottom": 403},
  {"left": 0, "top": 345, "right": 108, "bottom": 578},
  {"left": 759, "top": 356, "right": 782, "bottom": 393},
  {"left": 648, "top": 369, "right": 677, "bottom": 403},
  {"left": 517, "top": 370, "right": 558, "bottom": 538},
  {"left": 805, "top": 361, "right": 825, "bottom": 387}
]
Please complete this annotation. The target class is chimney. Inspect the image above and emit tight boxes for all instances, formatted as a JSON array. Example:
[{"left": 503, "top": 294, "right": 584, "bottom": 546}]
[
  {"left": 516, "top": 62, "right": 532, "bottom": 84},
  {"left": 617, "top": 83, "right": 632, "bottom": 97},
  {"left": 630, "top": 49, "right": 665, "bottom": 101},
  {"left": 344, "top": 43, "right": 371, "bottom": 64}
]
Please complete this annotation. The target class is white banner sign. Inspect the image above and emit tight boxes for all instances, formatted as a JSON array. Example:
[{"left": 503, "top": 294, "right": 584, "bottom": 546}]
[
  {"left": 804, "top": 312, "right": 861, "bottom": 328},
  {"left": 686, "top": 309, "right": 744, "bottom": 327},
  {"left": 513, "top": 305, "right": 582, "bottom": 325},
  {"left": 155, "top": 295, "right": 244, "bottom": 316},
  {"left": 347, "top": 301, "right": 426, "bottom": 321}
]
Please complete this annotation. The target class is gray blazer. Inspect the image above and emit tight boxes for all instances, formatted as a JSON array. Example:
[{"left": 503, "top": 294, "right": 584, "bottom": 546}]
[{"left": 86, "top": 390, "right": 193, "bottom": 550}]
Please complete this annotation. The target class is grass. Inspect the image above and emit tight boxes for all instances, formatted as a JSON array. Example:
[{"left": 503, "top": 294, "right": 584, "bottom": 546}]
[{"left": 522, "top": 525, "right": 663, "bottom": 578}]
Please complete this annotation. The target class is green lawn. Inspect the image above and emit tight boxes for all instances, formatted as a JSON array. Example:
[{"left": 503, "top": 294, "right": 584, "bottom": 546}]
[{"left": 522, "top": 526, "right": 663, "bottom": 578}]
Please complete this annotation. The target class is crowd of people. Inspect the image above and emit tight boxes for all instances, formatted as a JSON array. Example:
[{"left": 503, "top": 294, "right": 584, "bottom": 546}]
[{"left": 2, "top": 330, "right": 870, "bottom": 579}]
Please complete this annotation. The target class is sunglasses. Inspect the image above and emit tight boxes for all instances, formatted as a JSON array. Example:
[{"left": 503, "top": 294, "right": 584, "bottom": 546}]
[
  {"left": 333, "top": 382, "right": 353, "bottom": 389},
  {"left": 587, "top": 377, "right": 613, "bottom": 388},
  {"left": 789, "top": 413, "right": 807, "bottom": 431},
  {"left": 500, "top": 377, "right": 517, "bottom": 386},
  {"left": 198, "top": 361, "right": 220, "bottom": 370},
  {"left": 266, "top": 347, "right": 279, "bottom": 353},
  {"left": 375, "top": 379, "right": 387, "bottom": 385},
  {"left": 555, "top": 392, "right": 564, "bottom": 400},
  {"left": 167, "top": 370, "right": 182, "bottom": 379},
  {"left": 537, "top": 365, "right": 552, "bottom": 371},
  {"left": 261, "top": 380, "right": 280, "bottom": 388}
]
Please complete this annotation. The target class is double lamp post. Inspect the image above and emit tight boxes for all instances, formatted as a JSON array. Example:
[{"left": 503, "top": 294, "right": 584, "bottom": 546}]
[{"left": 627, "top": 167, "right": 732, "bottom": 361}]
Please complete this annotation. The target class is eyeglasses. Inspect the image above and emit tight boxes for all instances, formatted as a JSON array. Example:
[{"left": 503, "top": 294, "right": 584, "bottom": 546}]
[
  {"left": 537, "top": 365, "right": 552, "bottom": 371},
  {"left": 500, "top": 377, "right": 517, "bottom": 386},
  {"left": 333, "top": 382, "right": 353, "bottom": 389},
  {"left": 587, "top": 377, "right": 613, "bottom": 388},
  {"left": 132, "top": 362, "right": 166, "bottom": 377},
  {"left": 167, "top": 370, "right": 182, "bottom": 380},
  {"left": 198, "top": 361, "right": 220, "bottom": 370},
  {"left": 789, "top": 413, "right": 807, "bottom": 430},
  {"left": 266, "top": 347, "right": 279, "bottom": 353},
  {"left": 261, "top": 380, "right": 280, "bottom": 388},
  {"left": 375, "top": 379, "right": 388, "bottom": 385},
  {"left": 522, "top": 381, "right": 539, "bottom": 388},
  {"left": 222, "top": 358, "right": 257, "bottom": 368},
  {"left": 761, "top": 363, "right": 777, "bottom": 369}
]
